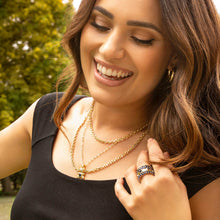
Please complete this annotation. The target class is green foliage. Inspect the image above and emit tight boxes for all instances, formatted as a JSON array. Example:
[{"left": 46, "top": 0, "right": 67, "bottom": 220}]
[
  {"left": 0, "top": 94, "right": 14, "bottom": 130},
  {"left": 0, "top": 0, "right": 74, "bottom": 126}
]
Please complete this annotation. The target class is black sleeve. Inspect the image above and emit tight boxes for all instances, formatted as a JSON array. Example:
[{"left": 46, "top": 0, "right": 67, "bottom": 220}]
[
  {"left": 32, "top": 92, "right": 86, "bottom": 147},
  {"left": 180, "top": 165, "right": 220, "bottom": 198},
  {"left": 32, "top": 92, "right": 63, "bottom": 147}
]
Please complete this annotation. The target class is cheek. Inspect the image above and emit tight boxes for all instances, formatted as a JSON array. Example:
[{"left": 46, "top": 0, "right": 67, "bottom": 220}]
[
  {"left": 137, "top": 46, "right": 170, "bottom": 78},
  {"left": 80, "top": 24, "right": 94, "bottom": 54},
  {"left": 138, "top": 56, "right": 167, "bottom": 80},
  {"left": 132, "top": 48, "right": 170, "bottom": 94},
  {"left": 80, "top": 27, "right": 93, "bottom": 74},
  {"left": 80, "top": 29, "right": 89, "bottom": 59}
]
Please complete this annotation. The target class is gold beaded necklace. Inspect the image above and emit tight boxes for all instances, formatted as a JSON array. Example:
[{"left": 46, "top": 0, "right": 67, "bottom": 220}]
[{"left": 70, "top": 100, "right": 148, "bottom": 179}]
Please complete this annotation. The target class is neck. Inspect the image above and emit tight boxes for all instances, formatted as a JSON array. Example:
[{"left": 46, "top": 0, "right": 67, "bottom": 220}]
[{"left": 91, "top": 99, "right": 149, "bottom": 135}]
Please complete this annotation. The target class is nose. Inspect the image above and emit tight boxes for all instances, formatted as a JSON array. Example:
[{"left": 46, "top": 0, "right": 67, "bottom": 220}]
[{"left": 99, "top": 29, "right": 125, "bottom": 60}]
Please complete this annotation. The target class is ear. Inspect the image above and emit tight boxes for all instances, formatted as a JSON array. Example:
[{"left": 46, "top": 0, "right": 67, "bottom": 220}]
[{"left": 168, "top": 55, "right": 177, "bottom": 70}]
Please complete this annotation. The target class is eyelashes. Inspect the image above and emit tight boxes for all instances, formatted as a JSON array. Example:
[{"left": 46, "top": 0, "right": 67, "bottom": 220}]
[
  {"left": 90, "top": 20, "right": 154, "bottom": 46},
  {"left": 131, "top": 36, "right": 154, "bottom": 45},
  {"left": 90, "top": 21, "right": 110, "bottom": 32}
]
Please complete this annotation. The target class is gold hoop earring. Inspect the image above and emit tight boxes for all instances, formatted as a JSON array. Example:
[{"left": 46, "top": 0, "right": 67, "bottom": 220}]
[{"left": 168, "top": 69, "right": 175, "bottom": 82}]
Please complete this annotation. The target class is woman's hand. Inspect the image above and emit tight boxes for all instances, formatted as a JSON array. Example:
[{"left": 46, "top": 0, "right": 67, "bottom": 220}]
[{"left": 114, "top": 138, "right": 192, "bottom": 220}]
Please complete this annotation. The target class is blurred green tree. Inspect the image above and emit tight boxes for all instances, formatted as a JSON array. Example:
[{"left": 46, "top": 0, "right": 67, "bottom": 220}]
[
  {"left": 0, "top": 0, "right": 74, "bottom": 194},
  {"left": 0, "top": 0, "right": 73, "bottom": 124}
]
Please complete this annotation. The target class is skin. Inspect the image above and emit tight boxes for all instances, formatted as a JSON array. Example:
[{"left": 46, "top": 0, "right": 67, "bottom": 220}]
[
  {"left": 115, "top": 139, "right": 191, "bottom": 220},
  {"left": 80, "top": 0, "right": 173, "bottom": 110},
  {"left": 0, "top": 0, "right": 219, "bottom": 219}
]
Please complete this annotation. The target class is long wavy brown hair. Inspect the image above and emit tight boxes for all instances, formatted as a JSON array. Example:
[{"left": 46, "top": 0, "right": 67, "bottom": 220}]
[{"left": 54, "top": 0, "right": 220, "bottom": 172}]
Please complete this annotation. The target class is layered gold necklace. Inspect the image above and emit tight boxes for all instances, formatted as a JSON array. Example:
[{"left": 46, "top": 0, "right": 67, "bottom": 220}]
[
  {"left": 70, "top": 100, "right": 148, "bottom": 179},
  {"left": 88, "top": 101, "right": 148, "bottom": 144}
]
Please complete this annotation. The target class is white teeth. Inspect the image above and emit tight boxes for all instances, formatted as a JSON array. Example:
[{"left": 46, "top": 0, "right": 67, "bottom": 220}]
[
  {"left": 97, "top": 62, "right": 131, "bottom": 78},
  {"left": 106, "top": 68, "right": 112, "bottom": 76},
  {"left": 97, "top": 63, "right": 101, "bottom": 72},
  {"left": 112, "top": 70, "right": 117, "bottom": 77},
  {"left": 102, "top": 66, "right": 107, "bottom": 74},
  {"left": 117, "top": 71, "right": 121, "bottom": 78}
]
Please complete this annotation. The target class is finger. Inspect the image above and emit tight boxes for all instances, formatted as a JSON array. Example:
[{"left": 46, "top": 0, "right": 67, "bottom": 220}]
[
  {"left": 163, "top": 151, "right": 174, "bottom": 170},
  {"left": 174, "top": 174, "right": 188, "bottom": 193},
  {"left": 158, "top": 154, "right": 185, "bottom": 191},
  {"left": 163, "top": 151, "right": 179, "bottom": 173},
  {"left": 136, "top": 150, "right": 149, "bottom": 168},
  {"left": 147, "top": 138, "right": 172, "bottom": 176},
  {"left": 163, "top": 151, "right": 170, "bottom": 159},
  {"left": 114, "top": 178, "right": 132, "bottom": 209},
  {"left": 124, "top": 165, "right": 140, "bottom": 194},
  {"left": 147, "top": 138, "right": 165, "bottom": 163}
]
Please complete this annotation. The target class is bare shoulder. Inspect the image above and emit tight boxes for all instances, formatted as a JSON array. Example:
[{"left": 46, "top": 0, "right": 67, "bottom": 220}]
[
  {"left": 20, "top": 99, "right": 39, "bottom": 133},
  {"left": 72, "top": 96, "right": 93, "bottom": 115},
  {"left": 11, "top": 99, "right": 39, "bottom": 137},
  {"left": 62, "top": 96, "right": 93, "bottom": 128},
  {"left": 0, "top": 99, "right": 39, "bottom": 178},
  {"left": 189, "top": 178, "right": 220, "bottom": 220}
]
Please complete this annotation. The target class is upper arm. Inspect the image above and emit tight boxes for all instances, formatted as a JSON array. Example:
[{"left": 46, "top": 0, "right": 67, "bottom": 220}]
[
  {"left": 0, "top": 100, "right": 38, "bottom": 179},
  {"left": 189, "top": 178, "right": 220, "bottom": 220}
]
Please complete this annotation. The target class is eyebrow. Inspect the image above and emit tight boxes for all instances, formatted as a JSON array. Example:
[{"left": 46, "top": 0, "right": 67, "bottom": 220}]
[
  {"left": 93, "top": 6, "right": 114, "bottom": 19},
  {"left": 93, "top": 6, "right": 162, "bottom": 34},
  {"left": 127, "top": 21, "right": 162, "bottom": 34}
]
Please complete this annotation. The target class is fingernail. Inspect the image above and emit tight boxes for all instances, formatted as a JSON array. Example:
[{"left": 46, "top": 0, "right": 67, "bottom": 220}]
[
  {"left": 148, "top": 138, "right": 154, "bottom": 144},
  {"left": 163, "top": 152, "right": 170, "bottom": 159}
]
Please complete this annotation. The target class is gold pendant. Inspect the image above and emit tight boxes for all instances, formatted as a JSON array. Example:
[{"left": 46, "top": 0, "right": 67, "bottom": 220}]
[
  {"left": 78, "top": 172, "right": 85, "bottom": 179},
  {"left": 78, "top": 166, "right": 86, "bottom": 180}
]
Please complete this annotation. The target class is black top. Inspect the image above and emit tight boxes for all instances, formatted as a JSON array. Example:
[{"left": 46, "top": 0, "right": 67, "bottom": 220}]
[{"left": 11, "top": 93, "right": 219, "bottom": 220}]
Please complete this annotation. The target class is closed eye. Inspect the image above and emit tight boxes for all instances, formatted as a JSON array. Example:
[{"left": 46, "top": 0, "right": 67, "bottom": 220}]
[
  {"left": 131, "top": 36, "right": 154, "bottom": 46},
  {"left": 90, "top": 21, "right": 110, "bottom": 32}
]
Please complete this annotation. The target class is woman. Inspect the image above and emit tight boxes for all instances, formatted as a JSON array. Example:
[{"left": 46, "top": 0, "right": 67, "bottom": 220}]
[{"left": 0, "top": 0, "right": 219, "bottom": 219}]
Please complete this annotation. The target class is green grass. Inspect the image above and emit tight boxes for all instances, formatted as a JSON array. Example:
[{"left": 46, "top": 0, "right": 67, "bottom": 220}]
[{"left": 0, "top": 197, "right": 15, "bottom": 220}]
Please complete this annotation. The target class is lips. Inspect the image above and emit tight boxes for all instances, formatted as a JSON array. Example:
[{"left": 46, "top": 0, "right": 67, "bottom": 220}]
[{"left": 95, "top": 59, "right": 133, "bottom": 81}]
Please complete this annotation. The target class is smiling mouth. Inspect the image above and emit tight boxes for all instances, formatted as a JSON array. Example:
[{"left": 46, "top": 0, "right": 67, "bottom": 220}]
[{"left": 95, "top": 60, "right": 133, "bottom": 81}]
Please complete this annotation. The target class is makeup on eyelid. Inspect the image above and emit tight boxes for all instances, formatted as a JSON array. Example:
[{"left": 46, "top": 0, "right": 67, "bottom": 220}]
[
  {"left": 90, "top": 15, "right": 156, "bottom": 46},
  {"left": 80, "top": 0, "right": 172, "bottom": 106}
]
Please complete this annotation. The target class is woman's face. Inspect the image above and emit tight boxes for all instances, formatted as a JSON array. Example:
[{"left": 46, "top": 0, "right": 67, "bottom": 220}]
[{"left": 80, "top": 0, "right": 173, "bottom": 107}]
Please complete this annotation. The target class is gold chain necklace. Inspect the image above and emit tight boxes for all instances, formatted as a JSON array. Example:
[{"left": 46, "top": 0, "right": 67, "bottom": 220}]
[
  {"left": 89, "top": 101, "right": 148, "bottom": 144},
  {"left": 70, "top": 104, "right": 91, "bottom": 179},
  {"left": 70, "top": 100, "right": 148, "bottom": 179}
]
